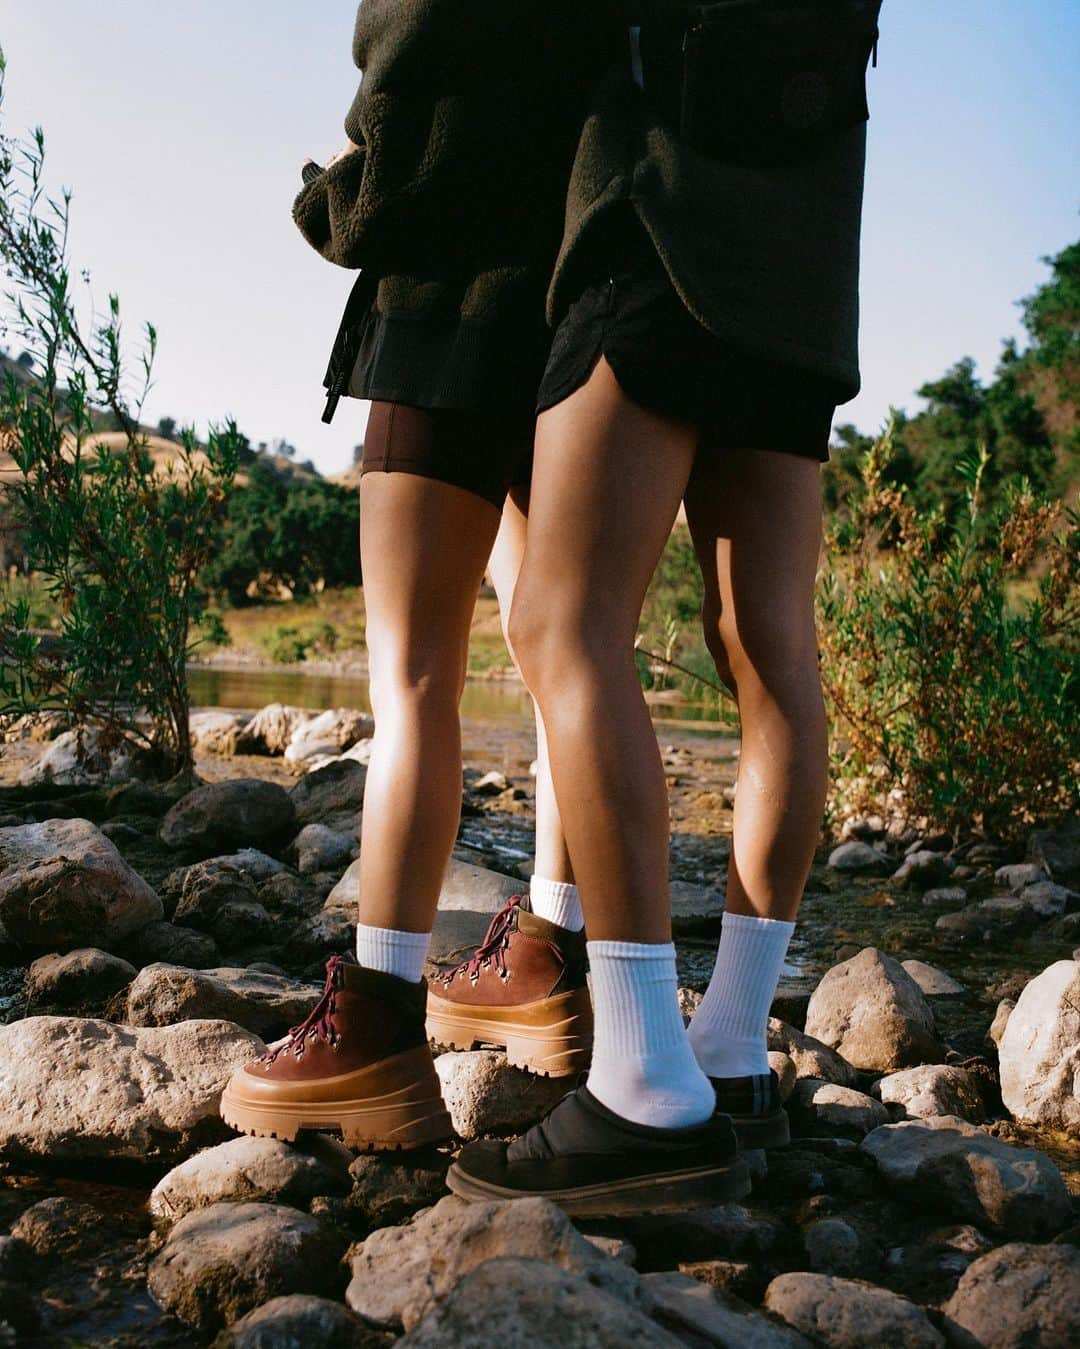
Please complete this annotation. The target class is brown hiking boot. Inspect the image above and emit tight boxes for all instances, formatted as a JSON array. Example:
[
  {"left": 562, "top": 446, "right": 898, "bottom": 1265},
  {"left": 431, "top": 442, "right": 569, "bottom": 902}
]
[
  {"left": 426, "top": 894, "right": 593, "bottom": 1077},
  {"left": 221, "top": 953, "right": 453, "bottom": 1151}
]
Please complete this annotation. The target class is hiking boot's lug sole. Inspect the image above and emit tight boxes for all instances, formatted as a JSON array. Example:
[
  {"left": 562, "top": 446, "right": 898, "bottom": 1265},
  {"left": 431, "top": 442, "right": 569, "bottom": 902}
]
[
  {"left": 220, "top": 1045, "right": 454, "bottom": 1151},
  {"left": 445, "top": 1156, "right": 752, "bottom": 1218},
  {"left": 426, "top": 986, "right": 593, "bottom": 1078}
]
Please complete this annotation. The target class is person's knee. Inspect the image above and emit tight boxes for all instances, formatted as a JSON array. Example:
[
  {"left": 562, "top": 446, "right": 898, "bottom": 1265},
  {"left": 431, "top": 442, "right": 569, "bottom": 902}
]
[
  {"left": 368, "top": 644, "right": 465, "bottom": 721},
  {"left": 721, "top": 605, "right": 820, "bottom": 691},
  {"left": 508, "top": 585, "right": 598, "bottom": 702}
]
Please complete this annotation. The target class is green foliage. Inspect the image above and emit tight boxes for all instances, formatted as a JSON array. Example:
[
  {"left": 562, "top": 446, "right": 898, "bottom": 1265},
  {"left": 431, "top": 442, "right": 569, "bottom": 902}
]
[
  {"left": 258, "top": 620, "right": 340, "bottom": 665},
  {"left": 816, "top": 416, "right": 1079, "bottom": 841},
  {"left": 0, "top": 55, "right": 243, "bottom": 779},
  {"left": 190, "top": 608, "right": 231, "bottom": 652},
  {"left": 200, "top": 457, "right": 360, "bottom": 605},
  {"left": 635, "top": 525, "right": 731, "bottom": 712}
]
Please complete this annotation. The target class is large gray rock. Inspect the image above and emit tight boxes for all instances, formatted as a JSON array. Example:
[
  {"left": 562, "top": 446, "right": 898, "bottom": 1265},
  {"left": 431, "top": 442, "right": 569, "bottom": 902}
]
[
  {"left": 147, "top": 1201, "right": 346, "bottom": 1334},
  {"left": 166, "top": 859, "right": 261, "bottom": 925},
  {"left": 236, "top": 704, "right": 316, "bottom": 757},
  {"left": 0, "top": 1016, "right": 263, "bottom": 1164},
  {"left": 126, "top": 964, "right": 320, "bottom": 1039},
  {"left": 804, "top": 948, "right": 940, "bottom": 1071},
  {"left": 994, "top": 862, "right": 1048, "bottom": 892},
  {"left": 398, "top": 1258, "right": 679, "bottom": 1348},
  {"left": 900, "top": 960, "right": 964, "bottom": 998},
  {"left": 827, "top": 841, "right": 891, "bottom": 875},
  {"left": 26, "top": 947, "right": 136, "bottom": 1006},
  {"left": 788, "top": 1080, "right": 890, "bottom": 1140},
  {"left": 189, "top": 711, "right": 249, "bottom": 757},
  {"left": 346, "top": 1194, "right": 640, "bottom": 1332},
  {"left": 16, "top": 724, "right": 146, "bottom": 786},
  {"left": 437, "top": 859, "right": 521, "bottom": 913},
  {"left": 347, "top": 1152, "right": 451, "bottom": 1231},
  {"left": 874, "top": 1065, "right": 984, "bottom": 1122},
  {"left": 998, "top": 959, "right": 1080, "bottom": 1134},
  {"left": 942, "top": 1241, "right": 1080, "bottom": 1349},
  {"left": 433, "top": 1050, "right": 569, "bottom": 1140},
  {"left": 159, "top": 779, "right": 296, "bottom": 858},
  {"left": 288, "top": 758, "right": 367, "bottom": 831},
  {"left": 767, "top": 1019, "right": 858, "bottom": 1087},
  {"left": 293, "top": 823, "right": 357, "bottom": 875},
  {"left": 283, "top": 708, "right": 373, "bottom": 767},
  {"left": 222, "top": 1295, "right": 379, "bottom": 1348},
  {"left": 668, "top": 880, "right": 725, "bottom": 935},
  {"left": 644, "top": 1272, "right": 811, "bottom": 1348},
  {"left": 0, "top": 817, "right": 162, "bottom": 954},
  {"left": 150, "top": 1136, "right": 352, "bottom": 1223},
  {"left": 765, "top": 1273, "right": 944, "bottom": 1348},
  {"left": 892, "top": 850, "right": 956, "bottom": 890},
  {"left": 802, "top": 1218, "right": 881, "bottom": 1281},
  {"left": 120, "top": 919, "right": 222, "bottom": 970},
  {"left": 860, "top": 1116, "right": 1072, "bottom": 1239}
]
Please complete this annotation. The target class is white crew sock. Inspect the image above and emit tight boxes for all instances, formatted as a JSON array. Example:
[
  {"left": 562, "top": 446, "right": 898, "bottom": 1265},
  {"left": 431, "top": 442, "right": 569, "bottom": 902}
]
[
  {"left": 687, "top": 912, "right": 796, "bottom": 1079},
  {"left": 529, "top": 875, "right": 584, "bottom": 931},
  {"left": 355, "top": 923, "right": 431, "bottom": 984},
  {"left": 586, "top": 940, "right": 717, "bottom": 1128}
]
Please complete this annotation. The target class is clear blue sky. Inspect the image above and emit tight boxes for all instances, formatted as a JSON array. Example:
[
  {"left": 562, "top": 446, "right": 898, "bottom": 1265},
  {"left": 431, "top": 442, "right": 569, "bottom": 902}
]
[{"left": 3, "top": 2, "right": 1078, "bottom": 476}]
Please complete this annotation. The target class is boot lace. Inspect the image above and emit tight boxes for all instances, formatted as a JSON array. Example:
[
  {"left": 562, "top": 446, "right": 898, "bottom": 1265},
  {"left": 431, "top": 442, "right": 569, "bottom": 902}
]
[
  {"left": 442, "top": 894, "right": 523, "bottom": 987},
  {"left": 261, "top": 954, "right": 344, "bottom": 1064}
]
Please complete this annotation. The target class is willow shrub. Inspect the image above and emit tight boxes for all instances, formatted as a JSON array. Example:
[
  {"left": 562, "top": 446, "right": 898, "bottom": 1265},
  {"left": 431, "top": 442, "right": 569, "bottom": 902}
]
[
  {"left": 0, "top": 53, "right": 243, "bottom": 781},
  {"left": 816, "top": 418, "right": 1079, "bottom": 842}
]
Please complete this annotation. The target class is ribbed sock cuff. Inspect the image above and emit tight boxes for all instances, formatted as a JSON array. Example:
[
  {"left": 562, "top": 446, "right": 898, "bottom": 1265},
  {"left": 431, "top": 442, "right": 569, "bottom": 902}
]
[
  {"left": 530, "top": 875, "right": 584, "bottom": 931},
  {"left": 687, "top": 911, "right": 795, "bottom": 1078},
  {"left": 355, "top": 923, "right": 431, "bottom": 984}
]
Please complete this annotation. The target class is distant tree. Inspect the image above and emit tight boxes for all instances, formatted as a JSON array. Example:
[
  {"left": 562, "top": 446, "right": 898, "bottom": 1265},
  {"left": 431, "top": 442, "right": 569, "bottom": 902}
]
[
  {"left": 201, "top": 458, "right": 359, "bottom": 604},
  {"left": 272, "top": 438, "right": 297, "bottom": 459},
  {"left": 352, "top": 442, "right": 364, "bottom": 465},
  {"left": 15, "top": 349, "right": 32, "bottom": 369},
  {"left": 157, "top": 415, "right": 177, "bottom": 440}
]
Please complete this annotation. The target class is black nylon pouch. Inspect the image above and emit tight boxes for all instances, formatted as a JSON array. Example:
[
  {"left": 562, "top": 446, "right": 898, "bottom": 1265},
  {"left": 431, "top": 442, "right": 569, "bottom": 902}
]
[{"left": 678, "top": 0, "right": 883, "bottom": 167}]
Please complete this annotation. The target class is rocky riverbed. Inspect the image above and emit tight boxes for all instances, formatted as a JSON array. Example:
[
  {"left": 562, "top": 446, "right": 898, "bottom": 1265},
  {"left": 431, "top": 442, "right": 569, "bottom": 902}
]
[{"left": 0, "top": 704, "right": 1077, "bottom": 1346}]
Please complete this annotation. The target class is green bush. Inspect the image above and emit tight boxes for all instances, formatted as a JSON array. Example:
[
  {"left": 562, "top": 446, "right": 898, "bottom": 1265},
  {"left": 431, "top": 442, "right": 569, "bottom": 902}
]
[
  {"left": 0, "top": 56, "right": 243, "bottom": 780},
  {"left": 261, "top": 626, "right": 314, "bottom": 665},
  {"left": 816, "top": 418, "right": 1079, "bottom": 841}
]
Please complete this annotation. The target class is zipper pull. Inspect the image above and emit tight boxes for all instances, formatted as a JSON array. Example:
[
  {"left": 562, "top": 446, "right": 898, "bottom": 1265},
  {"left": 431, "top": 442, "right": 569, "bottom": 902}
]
[{"left": 322, "top": 392, "right": 340, "bottom": 425}]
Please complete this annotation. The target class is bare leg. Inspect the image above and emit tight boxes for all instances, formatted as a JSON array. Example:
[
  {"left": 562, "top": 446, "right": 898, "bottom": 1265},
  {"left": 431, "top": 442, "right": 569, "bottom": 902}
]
[
  {"left": 682, "top": 446, "right": 827, "bottom": 1097},
  {"left": 358, "top": 474, "right": 501, "bottom": 932},
  {"left": 509, "top": 358, "right": 698, "bottom": 944},
  {"left": 487, "top": 485, "right": 574, "bottom": 887},
  {"left": 683, "top": 447, "right": 828, "bottom": 922}
]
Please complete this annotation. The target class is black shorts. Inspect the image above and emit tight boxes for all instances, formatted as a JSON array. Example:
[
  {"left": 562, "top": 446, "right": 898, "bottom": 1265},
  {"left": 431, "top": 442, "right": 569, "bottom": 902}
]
[
  {"left": 536, "top": 208, "right": 840, "bottom": 462},
  {"left": 361, "top": 402, "right": 534, "bottom": 512}
]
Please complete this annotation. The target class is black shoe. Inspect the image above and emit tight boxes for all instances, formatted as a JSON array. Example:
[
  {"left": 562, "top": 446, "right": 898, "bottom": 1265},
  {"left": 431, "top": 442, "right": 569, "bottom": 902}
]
[
  {"left": 710, "top": 1070, "right": 790, "bottom": 1149},
  {"left": 446, "top": 1083, "right": 751, "bottom": 1218}
]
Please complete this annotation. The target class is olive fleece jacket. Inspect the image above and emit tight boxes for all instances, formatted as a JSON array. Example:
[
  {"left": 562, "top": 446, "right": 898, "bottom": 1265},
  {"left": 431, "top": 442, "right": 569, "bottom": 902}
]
[
  {"left": 296, "top": 1, "right": 882, "bottom": 401},
  {"left": 293, "top": 0, "right": 624, "bottom": 327}
]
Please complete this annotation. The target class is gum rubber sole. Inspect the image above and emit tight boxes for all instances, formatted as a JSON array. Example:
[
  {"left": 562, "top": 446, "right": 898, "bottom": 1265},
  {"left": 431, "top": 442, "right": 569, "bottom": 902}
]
[
  {"left": 220, "top": 1045, "right": 455, "bottom": 1152},
  {"left": 426, "top": 986, "right": 593, "bottom": 1078},
  {"left": 728, "top": 1108, "right": 791, "bottom": 1150},
  {"left": 445, "top": 1155, "right": 752, "bottom": 1218},
  {"left": 220, "top": 1093, "right": 454, "bottom": 1152}
]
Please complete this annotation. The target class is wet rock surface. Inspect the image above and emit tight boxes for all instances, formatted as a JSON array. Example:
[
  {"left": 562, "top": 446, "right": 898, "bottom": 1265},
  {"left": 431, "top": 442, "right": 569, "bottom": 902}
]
[{"left": 148, "top": 1200, "right": 347, "bottom": 1333}]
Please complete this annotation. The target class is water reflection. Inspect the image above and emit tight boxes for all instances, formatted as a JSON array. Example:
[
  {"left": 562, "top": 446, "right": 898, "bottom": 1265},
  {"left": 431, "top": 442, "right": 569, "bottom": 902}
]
[{"left": 187, "top": 665, "right": 728, "bottom": 730}]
